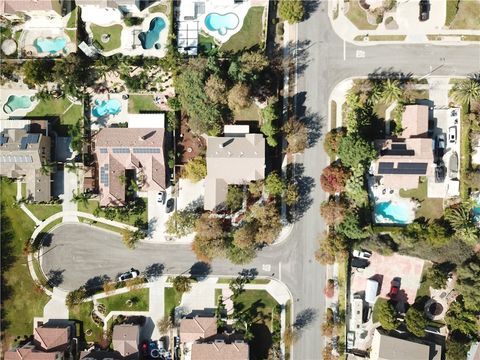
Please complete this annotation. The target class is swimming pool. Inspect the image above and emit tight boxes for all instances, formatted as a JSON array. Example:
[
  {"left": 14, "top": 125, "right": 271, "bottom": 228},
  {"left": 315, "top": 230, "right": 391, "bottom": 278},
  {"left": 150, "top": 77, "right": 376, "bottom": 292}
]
[
  {"left": 473, "top": 197, "right": 480, "bottom": 223},
  {"left": 138, "top": 17, "right": 166, "bottom": 50},
  {"left": 374, "top": 201, "right": 412, "bottom": 224},
  {"left": 92, "top": 99, "right": 121, "bottom": 118},
  {"left": 3, "top": 95, "right": 33, "bottom": 114},
  {"left": 34, "top": 37, "right": 67, "bottom": 54},
  {"left": 205, "top": 12, "right": 239, "bottom": 36}
]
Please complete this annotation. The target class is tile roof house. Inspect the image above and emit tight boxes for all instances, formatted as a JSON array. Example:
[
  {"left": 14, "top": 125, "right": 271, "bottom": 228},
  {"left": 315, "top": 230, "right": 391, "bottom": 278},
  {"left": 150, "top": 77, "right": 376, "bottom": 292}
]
[
  {"left": 4, "top": 346, "right": 60, "bottom": 360},
  {"left": 190, "top": 340, "right": 249, "bottom": 360},
  {"left": 370, "top": 329, "right": 442, "bottom": 360},
  {"left": 372, "top": 105, "right": 434, "bottom": 190},
  {"left": 33, "top": 326, "right": 70, "bottom": 352},
  {"left": 204, "top": 126, "right": 265, "bottom": 211},
  {"left": 94, "top": 128, "right": 165, "bottom": 206},
  {"left": 179, "top": 316, "right": 217, "bottom": 343},
  {"left": 0, "top": 127, "right": 51, "bottom": 202},
  {"left": 75, "top": 0, "right": 142, "bottom": 13},
  {"left": 0, "top": 0, "right": 62, "bottom": 17},
  {"left": 112, "top": 324, "right": 140, "bottom": 359}
]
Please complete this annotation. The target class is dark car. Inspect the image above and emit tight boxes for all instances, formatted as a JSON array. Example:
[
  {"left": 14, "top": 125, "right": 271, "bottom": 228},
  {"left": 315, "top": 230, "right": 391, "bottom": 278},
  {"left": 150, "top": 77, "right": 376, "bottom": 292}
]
[
  {"left": 141, "top": 341, "right": 149, "bottom": 358},
  {"left": 166, "top": 198, "right": 175, "bottom": 213},
  {"left": 419, "top": 0, "right": 429, "bottom": 21},
  {"left": 435, "top": 165, "right": 446, "bottom": 183}
]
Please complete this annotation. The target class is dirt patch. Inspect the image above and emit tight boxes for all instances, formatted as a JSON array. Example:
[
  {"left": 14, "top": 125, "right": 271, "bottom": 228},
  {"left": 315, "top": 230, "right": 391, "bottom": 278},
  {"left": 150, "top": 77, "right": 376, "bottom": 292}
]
[{"left": 178, "top": 116, "right": 205, "bottom": 164}]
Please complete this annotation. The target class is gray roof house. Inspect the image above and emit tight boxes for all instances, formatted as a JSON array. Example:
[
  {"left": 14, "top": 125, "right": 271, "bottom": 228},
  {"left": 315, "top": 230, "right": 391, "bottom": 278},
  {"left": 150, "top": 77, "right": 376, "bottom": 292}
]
[
  {"left": 204, "top": 126, "right": 265, "bottom": 211},
  {"left": 0, "top": 128, "right": 51, "bottom": 202}
]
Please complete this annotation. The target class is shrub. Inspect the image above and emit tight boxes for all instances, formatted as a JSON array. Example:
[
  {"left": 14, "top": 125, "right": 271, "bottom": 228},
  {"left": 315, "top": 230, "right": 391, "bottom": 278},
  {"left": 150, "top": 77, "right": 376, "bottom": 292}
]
[
  {"left": 278, "top": 0, "right": 304, "bottom": 24},
  {"left": 374, "top": 300, "right": 398, "bottom": 330},
  {"left": 405, "top": 307, "right": 426, "bottom": 337},
  {"left": 320, "top": 164, "right": 350, "bottom": 193},
  {"left": 181, "top": 156, "right": 207, "bottom": 182},
  {"left": 172, "top": 276, "right": 192, "bottom": 293},
  {"left": 124, "top": 17, "right": 143, "bottom": 26}
]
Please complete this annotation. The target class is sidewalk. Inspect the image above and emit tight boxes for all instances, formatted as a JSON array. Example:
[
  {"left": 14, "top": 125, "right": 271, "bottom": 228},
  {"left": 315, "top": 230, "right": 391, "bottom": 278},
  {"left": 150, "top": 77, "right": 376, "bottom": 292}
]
[{"left": 328, "top": 0, "right": 480, "bottom": 45}]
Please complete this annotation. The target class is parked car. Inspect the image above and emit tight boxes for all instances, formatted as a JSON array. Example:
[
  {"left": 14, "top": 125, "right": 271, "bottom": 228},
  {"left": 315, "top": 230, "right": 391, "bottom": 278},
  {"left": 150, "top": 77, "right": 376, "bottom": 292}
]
[
  {"left": 174, "top": 336, "right": 180, "bottom": 348},
  {"left": 435, "top": 165, "right": 446, "bottom": 183},
  {"left": 353, "top": 249, "right": 372, "bottom": 259},
  {"left": 166, "top": 198, "right": 175, "bottom": 213},
  {"left": 435, "top": 134, "right": 445, "bottom": 158},
  {"left": 419, "top": 0, "right": 429, "bottom": 21},
  {"left": 141, "top": 341, "right": 149, "bottom": 358},
  {"left": 347, "top": 332, "right": 355, "bottom": 349},
  {"left": 389, "top": 279, "right": 400, "bottom": 298},
  {"left": 448, "top": 126, "right": 457, "bottom": 143},
  {"left": 118, "top": 268, "right": 139, "bottom": 282},
  {"left": 157, "top": 191, "right": 166, "bottom": 204}
]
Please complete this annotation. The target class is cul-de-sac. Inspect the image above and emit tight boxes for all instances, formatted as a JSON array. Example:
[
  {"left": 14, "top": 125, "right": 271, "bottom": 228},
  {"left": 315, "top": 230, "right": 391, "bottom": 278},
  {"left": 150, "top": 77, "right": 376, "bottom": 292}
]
[{"left": 0, "top": 1, "right": 479, "bottom": 360}]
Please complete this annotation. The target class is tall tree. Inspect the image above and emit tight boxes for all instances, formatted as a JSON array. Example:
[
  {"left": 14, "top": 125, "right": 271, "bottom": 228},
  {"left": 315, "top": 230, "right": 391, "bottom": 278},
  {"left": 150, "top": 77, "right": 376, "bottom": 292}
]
[
  {"left": 444, "top": 203, "right": 479, "bottom": 245},
  {"left": 405, "top": 307, "right": 427, "bottom": 337},
  {"left": 172, "top": 276, "right": 192, "bottom": 293},
  {"left": 283, "top": 118, "right": 308, "bottom": 153},
  {"left": 279, "top": 0, "right": 304, "bottom": 24},
  {"left": 227, "top": 83, "right": 252, "bottom": 111},
  {"left": 205, "top": 75, "right": 227, "bottom": 105},
  {"left": 338, "top": 135, "right": 377, "bottom": 169},
  {"left": 320, "top": 200, "right": 348, "bottom": 226},
  {"left": 451, "top": 78, "right": 480, "bottom": 111},
  {"left": 320, "top": 164, "right": 351, "bottom": 194},
  {"left": 381, "top": 79, "right": 402, "bottom": 104},
  {"left": 374, "top": 300, "right": 399, "bottom": 331}
]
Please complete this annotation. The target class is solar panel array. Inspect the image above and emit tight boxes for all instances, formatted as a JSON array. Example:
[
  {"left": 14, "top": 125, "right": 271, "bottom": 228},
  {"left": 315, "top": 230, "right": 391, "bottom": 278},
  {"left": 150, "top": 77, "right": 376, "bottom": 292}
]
[
  {"left": 133, "top": 147, "right": 161, "bottom": 154},
  {"left": 100, "top": 164, "right": 109, "bottom": 187},
  {"left": 20, "top": 134, "right": 40, "bottom": 149},
  {"left": 0, "top": 155, "right": 33, "bottom": 163},
  {"left": 378, "top": 162, "right": 428, "bottom": 175},
  {"left": 112, "top": 148, "right": 130, "bottom": 154}
]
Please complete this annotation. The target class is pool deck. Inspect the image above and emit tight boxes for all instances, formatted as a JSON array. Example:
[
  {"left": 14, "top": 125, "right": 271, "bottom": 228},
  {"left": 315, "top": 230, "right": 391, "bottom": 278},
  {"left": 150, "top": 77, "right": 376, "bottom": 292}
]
[
  {"left": 0, "top": 89, "right": 38, "bottom": 119},
  {"left": 90, "top": 94, "right": 128, "bottom": 130}
]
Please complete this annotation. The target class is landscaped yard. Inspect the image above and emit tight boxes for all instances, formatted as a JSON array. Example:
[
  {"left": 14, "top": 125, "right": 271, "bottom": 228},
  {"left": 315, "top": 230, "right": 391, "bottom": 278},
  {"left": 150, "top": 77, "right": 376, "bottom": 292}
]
[
  {"left": 128, "top": 95, "right": 161, "bottom": 114},
  {"left": 65, "top": 7, "right": 78, "bottom": 43},
  {"left": 27, "top": 98, "right": 83, "bottom": 135},
  {"left": 399, "top": 177, "right": 444, "bottom": 219},
  {"left": 372, "top": 297, "right": 389, "bottom": 323},
  {"left": 99, "top": 288, "right": 149, "bottom": 313},
  {"left": 221, "top": 7, "right": 265, "bottom": 52},
  {"left": 345, "top": 0, "right": 378, "bottom": 30},
  {"left": 90, "top": 24, "right": 122, "bottom": 52},
  {"left": 78, "top": 199, "right": 148, "bottom": 227},
  {"left": 1, "top": 177, "right": 49, "bottom": 349},
  {"left": 198, "top": 33, "right": 216, "bottom": 53},
  {"left": 164, "top": 287, "right": 182, "bottom": 319},
  {"left": 446, "top": 0, "right": 480, "bottom": 29},
  {"left": 148, "top": 3, "right": 167, "bottom": 14},
  {"left": 69, "top": 301, "right": 104, "bottom": 343},
  {"left": 25, "top": 204, "right": 62, "bottom": 221},
  {"left": 233, "top": 103, "right": 261, "bottom": 122},
  {"left": 79, "top": 217, "right": 124, "bottom": 235},
  {"left": 216, "top": 278, "right": 270, "bottom": 285}
]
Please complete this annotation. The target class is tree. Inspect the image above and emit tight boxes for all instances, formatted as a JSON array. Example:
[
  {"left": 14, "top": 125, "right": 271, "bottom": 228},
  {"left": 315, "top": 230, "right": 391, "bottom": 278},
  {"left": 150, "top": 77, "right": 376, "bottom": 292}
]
[
  {"left": 315, "top": 233, "right": 349, "bottom": 265},
  {"left": 248, "top": 180, "right": 264, "bottom": 198},
  {"left": 121, "top": 229, "right": 143, "bottom": 249},
  {"left": 233, "top": 221, "right": 258, "bottom": 249},
  {"left": 338, "top": 135, "right": 377, "bottom": 169},
  {"left": 68, "top": 120, "right": 84, "bottom": 154},
  {"left": 345, "top": 165, "right": 368, "bottom": 207},
  {"left": 374, "top": 300, "right": 399, "bottom": 330},
  {"left": 65, "top": 287, "right": 87, "bottom": 308},
  {"left": 425, "top": 263, "right": 450, "bottom": 290},
  {"left": 381, "top": 78, "right": 402, "bottom": 104},
  {"left": 321, "top": 308, "right": 335, "bottom": 336},
  {"left": 320, "top": 200, "right": 348, "bottom": 226},
  {"left": 215, "top": 295, "right": 227, "bottom": 328},
  {"left": 71, "top": 190, "right": 91, "bottom": 207},
  {"left": 444, "top": 203, "right": 479, "bottom": 245},
  {"left": 265, "top": 172, "right": 285, "bottom": 197},
  {"left": 228, "top": 83, "right": 252, "bottom": 111},
  {"left": 226, "top": 185, "right": 244, "bottom": 212},
  {"left": 320, "top": 164, "right": 351, "bottom": 194},
  {"left": 456, "top": 254, "right": 480, "bottom": 311},
  {"left": 405, "top": 307, "right": 426, "bottom": 337},
  {"left": 335, "top": 212, "right": 367, "bottom": 240},
  {"left": 446, "top": 339, "right": 469, "bottom": 360},
  {"left": 157, "top": 315, "right": 172, "bottom": 334},
  {"left": 283, "top": 118, "right": 308, "bottom": 153},
  {"left": 22, "top": 60, "right": 55, "bottom": 87},
  {"left": 227, "top": 245, "right": 256, "bottom": 265},
  {"left": 451, "top": 78, "right": 480, "bottom": 110},
  {"left": 323, "top": 128, "right": 346, "bottom": 158},
  {"left": 172, "top": 276, "right": 192, "bottom": 293},
  {"left": 182, "top": 156, "right": 207, "bottom": 182},
  {"left": 283, "top": 326, "right": 298, "bottom": 347},
  {"left": 445, "top": 300, "right": 478, "bottom": 338},
  {"left": 249, "top": 201, "right": 281, "bottom": 245},
  {"left": 205, "top": 75, "right": 227, "bottom": 105},
  {"left": 260, "top": 98, "right": 279, "bottom": 147},
  {"left": 285, "top": 183, "right": 300, "bottom": 206},
  {"left": 238, "top": 51, "right": 269, "bottom": 81},
  {"left": 279, "top": 0, "right": 304, "bottom": 24},
  {"left": 165, "top": 209, "right": 199, "bottom": 237},
  {"left": 192, "top": 214, "right": 227, "bottom": 261}
]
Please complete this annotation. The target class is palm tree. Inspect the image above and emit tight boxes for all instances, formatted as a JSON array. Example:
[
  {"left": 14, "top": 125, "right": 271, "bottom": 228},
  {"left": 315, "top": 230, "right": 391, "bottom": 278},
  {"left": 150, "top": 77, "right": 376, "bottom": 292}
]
[
  {"left": 40, "top": 161, "right": 55, "bottom": 175},
  {"left": 381, "top": 79, "right": 402, "bottom": 104},
  {"left": 368, "top": 84, "right": 383, "bottom": 105},
  {"left": 71, "top": 190, "right": 91, "bottom": 207},
  {"left": 444, "top": 203, "right": 479, "bottom": 245},
  {"left": 172, "top": 276, "right": 192, "bottom": 293},
  {"left": 64, "top": 160, "right": 79, "bottom": 173},
  {"left": 451, "top": 78, "right": 480, "bottom": 111}
]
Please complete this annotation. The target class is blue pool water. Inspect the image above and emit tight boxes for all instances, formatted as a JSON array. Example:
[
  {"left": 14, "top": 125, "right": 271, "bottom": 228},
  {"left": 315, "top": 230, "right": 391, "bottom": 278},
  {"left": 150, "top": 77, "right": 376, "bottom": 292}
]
[
  {"left": 34, "top": 37, "right": 67, "bottom": 53},
  {"left": 473, "top": 198, "right": 480, "bottom": 223},
  {"left": 3, "top": 95, "right": 33, "bottom": 114},
  {"left": 205, "top": 12, "right": 239, "bottom": 36},
  {"left": 374, "top": 201, "right": 411, "bottom": 224},
  {"left": 92, "top": 99, "right": 121, "bottom": 118},
  {"left": 138, "top": 17, "right": 166, "bottom": 50}
]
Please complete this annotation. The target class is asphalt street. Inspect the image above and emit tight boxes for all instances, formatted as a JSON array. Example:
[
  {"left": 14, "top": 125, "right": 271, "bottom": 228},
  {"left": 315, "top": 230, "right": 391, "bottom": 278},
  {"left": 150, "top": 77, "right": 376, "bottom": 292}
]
[{"left": 41, "top": 2, "right": 480, "bottom": 359}]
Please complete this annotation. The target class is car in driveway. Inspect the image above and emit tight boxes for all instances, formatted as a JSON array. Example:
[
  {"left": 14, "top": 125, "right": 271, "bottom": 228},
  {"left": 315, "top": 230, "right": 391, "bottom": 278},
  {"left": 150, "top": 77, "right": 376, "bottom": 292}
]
[
  {"left": 448, "top": 126, "right": 457, "bottom": 144},
  {"left": 389, "top": 279, "right": 400, "bottom": 298},
  {"left": 166, "top": 198, "right": 175, "bottom": 213},
  {"left": 157, "top": 191, "right": 166, "bottom": 204},
  {"left": 435, "top": 164, "right": 446, "bottom": 183},
  {"left": 436, "top": 134, "right": 445, "bottom": 158},
  {"left": 419, "top": 0, "right": 429, "bottom": 21},
  {"left": 118, "top": 268, "right": 139, "bottom": 282}
]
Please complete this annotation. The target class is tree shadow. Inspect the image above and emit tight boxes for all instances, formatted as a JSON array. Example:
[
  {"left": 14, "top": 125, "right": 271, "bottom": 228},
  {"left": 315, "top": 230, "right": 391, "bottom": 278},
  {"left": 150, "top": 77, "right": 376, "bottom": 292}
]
[
  {"left": 143, "top": 263, "right": 164, "bottom": 280},
  {"left": 189, "top": 262, "right": 211, "bottom": 278},
  {"left": 46, "top": 269, "right": 64, "bottom": 287},
  {"left": 303, "top": 1, "right": 320, "bottom": 21},
  {"left": 367, "top": 68, "right": 414, "bottom": 83},
  {"left": 238, "top": 268, "right": 258, "bottom": 280},
  {"left": 286, "top": 163, "right": 315, "bottom": 222},
  {"left": 185, "top": 197, "right": 204, "bottom": 212},
  {"left": 273, "top": 39, "right": 312, "bottom": 78},
  {"left": 38, "top": 233, "right": 53, "bottom": 247},
  {"left": 293, "top": 308, "right": 318, "bottom": 330},
  {"left": 303, "top": 109, "right": 324, "bottom": 148},
  {"left": 249, "top": 324, "right": 272, "bottom": 360},
  {"left": 84, "top": 275, "right": 110, "bottom": 296}
]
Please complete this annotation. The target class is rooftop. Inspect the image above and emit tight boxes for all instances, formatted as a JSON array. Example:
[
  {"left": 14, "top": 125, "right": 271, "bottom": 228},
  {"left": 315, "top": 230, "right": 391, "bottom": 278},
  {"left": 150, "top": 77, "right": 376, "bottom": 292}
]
[
  {"left": 191, "top": 341, "right": 249, "bottom": 360},
  {"left": 180, "top": 316, "right": 217, "bottom": 343},
  {"left": 112, "top": 324, "right": 139, "bottom": 357}
]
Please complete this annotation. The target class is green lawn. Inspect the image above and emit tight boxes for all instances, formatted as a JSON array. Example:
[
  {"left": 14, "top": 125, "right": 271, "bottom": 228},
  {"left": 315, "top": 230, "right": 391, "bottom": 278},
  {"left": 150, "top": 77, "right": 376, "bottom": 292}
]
[
  {"left": 164, "top": 287, "right": 182, "bottom": 319},
  {"left": 232, "top": 103, "right": 261, "bottom": 122},
  {"left": 78, "top": 199, "right": 147, "bottom": 227},
  {"left": 1, "top": 177, "right": 49, "bottom": 349},
  {"left": 128, "top": 95, "right": 160, "bottom": 114},
  {"left": 445, "top": 0, "right": 460, "bottom": 26},
  {"left": 372, "top": 297, "right": 388, "bottom": 323},
  {"left": 233, "top": 290, "right": 278, "bottom": 328},
  {"left": 27, "top": 98, "right": 83, "bottom": 135},
  {"left": 65, "top": 7, "right": 78, "bottom": 43},
  {"left": 99, "top": 288, "right": 149, "bottom": 313},
  {"left": 399, "top": 177, "right": 444, "bottom": 219},
  {"left": 447, "top": 0, "right": 480, "bottom": 29},
  {"left": 39, "top": 218, "right": 63, "bottom": 236},
  {"left": 345, "top": 0, "right": 378, "bottom": 30},
  {"left": 285, "top": 300, "right": 292, "bottom": 360},
  {"left": 365, "top": 35, "right": 406, "bottom": 41},
  {"left": 90, "top": 24, "right": 122, "bottom": 52},
  {"left": 199, "top": 33, "right": 217, "bottom": 53},
  {"left": 69, "top": 301, "right": 104, "bottom": 344},
  {"left": 216, "top": 278, "right": 270, "bottom": 285},
  {"left": 221, "top": 7, "right": 265, "bottom": 52},
  {"left": 25, "top": 204, "right": 62, "bottom": 221},
  {"left": 148, "top": 3, "right": 167, "bottom": 14}
]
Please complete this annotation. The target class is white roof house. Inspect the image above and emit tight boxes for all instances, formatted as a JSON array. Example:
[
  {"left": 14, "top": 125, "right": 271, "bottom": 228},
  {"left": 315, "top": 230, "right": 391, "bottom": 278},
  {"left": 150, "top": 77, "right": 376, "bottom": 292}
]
[
  {"left": 128, "top": 113, "right": 165, "bottom": 129},
  {"left": 365, "top": 279, "right": 379, "bottom": 304}
]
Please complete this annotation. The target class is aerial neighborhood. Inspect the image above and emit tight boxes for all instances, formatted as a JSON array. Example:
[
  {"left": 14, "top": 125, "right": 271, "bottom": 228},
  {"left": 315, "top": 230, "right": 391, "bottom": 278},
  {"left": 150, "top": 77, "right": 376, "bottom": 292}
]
[{"left": 0, "top": 0, "right": 479, "bottom": 360}]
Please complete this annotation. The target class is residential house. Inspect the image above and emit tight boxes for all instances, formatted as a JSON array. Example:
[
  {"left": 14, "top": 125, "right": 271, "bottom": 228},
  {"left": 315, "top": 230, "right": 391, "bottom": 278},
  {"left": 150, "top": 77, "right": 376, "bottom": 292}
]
[
  {"left": 112, "top": 324, "right": 140, "bottom": 359},
  {"left": 0, "top": 0, "right": 63, "bottom": 20},
  {"left": 204, "top": 125, "right": 265, "bottom": 211},
  {"left": 4, "top": 345, "right": 62, "bottom": 360},
  {"left": 33, "top": 326, "right": 70, "bottom": 353},
  {"left": 79, "top": 350, "right": 124, "bottom": 360},
  {"left": 75, "top": 0, "right": 143, "bottom": 14},
  {"left": 94, "top": 127, "right": 165, "bottom": 206},
  {"left": 0, "top": 127, "right": 51, "bottom": 202},
  {"left": 190, "top": 340, "right": 249, "bottom": 360},
  {"left": 370, "top": 329, "right": 442, "bottom": 360},
  {"left": 179, "top": 316, "right": 217, "bottom": 343},
  {"left": 372, "top": 105, "right": 434, "bottom": 190}
]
